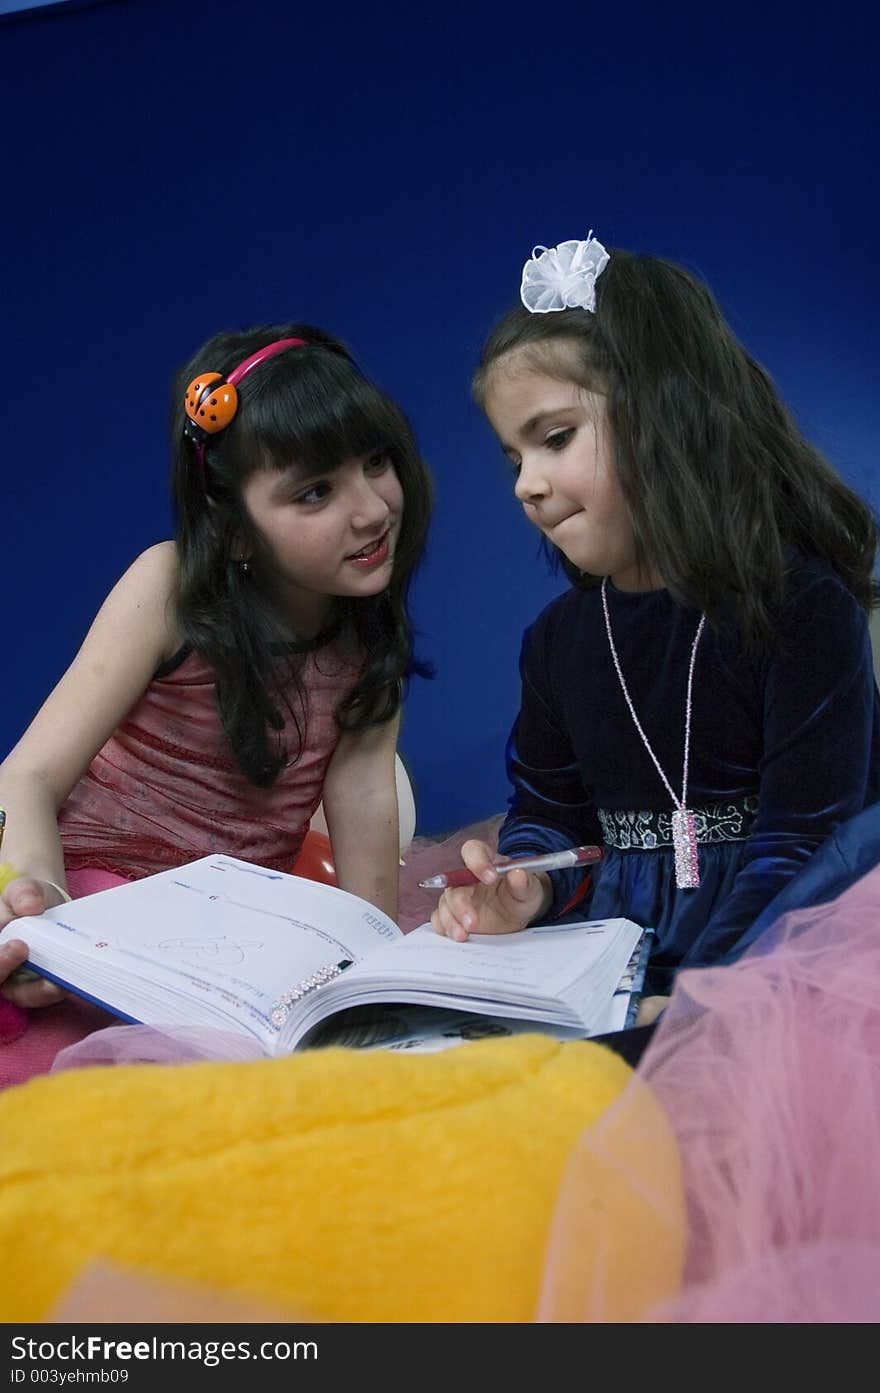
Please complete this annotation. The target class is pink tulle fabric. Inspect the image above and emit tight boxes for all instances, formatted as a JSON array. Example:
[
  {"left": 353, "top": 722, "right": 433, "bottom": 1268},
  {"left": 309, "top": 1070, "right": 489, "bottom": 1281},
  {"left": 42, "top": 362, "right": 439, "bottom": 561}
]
[{"left": 538, "top": 861, "right": 880, "bottom": 1322}]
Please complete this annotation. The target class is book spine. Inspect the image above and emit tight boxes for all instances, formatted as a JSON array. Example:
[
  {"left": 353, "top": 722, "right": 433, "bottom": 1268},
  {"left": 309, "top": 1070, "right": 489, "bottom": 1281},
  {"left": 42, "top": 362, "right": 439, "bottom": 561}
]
[
  {"left": 624, "top": 931, "right": 655, "bottom": 1029},
  {"left": 270, "top": 959, "right": 353, "bottom": 1028}
]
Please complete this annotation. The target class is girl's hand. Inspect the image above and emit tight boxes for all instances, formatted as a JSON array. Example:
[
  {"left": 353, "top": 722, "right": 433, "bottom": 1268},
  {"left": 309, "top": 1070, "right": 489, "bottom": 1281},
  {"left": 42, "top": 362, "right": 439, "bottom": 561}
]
[
  {"left": 0, "top": 877, "right": 69, "bottom": 1007},
  {"left": 430, "top": 839, "right": 551, "bottom": 941},
  {"left": 635, "top": 995, "right": 670, "bottom": 1027}
]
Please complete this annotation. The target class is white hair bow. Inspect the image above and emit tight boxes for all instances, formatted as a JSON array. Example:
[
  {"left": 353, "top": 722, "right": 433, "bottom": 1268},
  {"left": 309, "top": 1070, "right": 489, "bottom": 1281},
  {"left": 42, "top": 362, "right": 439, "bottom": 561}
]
[{"left": 520, "top": 234, "right": 610, "bottom": 314}]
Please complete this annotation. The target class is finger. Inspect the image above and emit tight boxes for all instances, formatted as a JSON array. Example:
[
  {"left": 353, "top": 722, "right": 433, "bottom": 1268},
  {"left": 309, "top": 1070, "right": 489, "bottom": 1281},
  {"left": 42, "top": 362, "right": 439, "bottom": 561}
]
[
  {"left": 481, "top": 873, "right": 538, "bottom": 935},
  {"left": 499, "top": 867, "right": 535, "bottom": 902},
  {"left": 430, "top": 896, "right": 455, "bottom": 938},
  {"left": 430, "top": 900, "right": 456, "bottom": 937},
  {"left": 3, "top": 974, "right": 67, "bottom": 1009},
  {"left": 3, "top": 877, "right": 50, "bottom": 919},
  {"left": 432, "top": 908, "right": 467, "bottom": 941},
  {"left": 0, "top": 936, "right": 65, "bottom": 1006},
  {"left": 438, "top": 892, "right": 473, "bottom": 942},
  {"left": 0, "top": 937, "right": 30, "bottom": 979},
  {"left": 459, "top": 839, "right": 498, "bottom": 884},
  {"left": 635, "top": 995, "right": 670, "bottom": 1027},
  {"left": 497, "top": 869, "right": 546, "bottom": 922}
]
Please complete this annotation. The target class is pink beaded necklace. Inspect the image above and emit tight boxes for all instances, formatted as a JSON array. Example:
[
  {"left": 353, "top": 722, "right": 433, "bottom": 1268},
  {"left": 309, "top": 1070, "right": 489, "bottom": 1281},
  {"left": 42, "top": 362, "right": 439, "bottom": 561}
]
[{"left": 601, "top": 577, "right": 706, "bottom": 889}]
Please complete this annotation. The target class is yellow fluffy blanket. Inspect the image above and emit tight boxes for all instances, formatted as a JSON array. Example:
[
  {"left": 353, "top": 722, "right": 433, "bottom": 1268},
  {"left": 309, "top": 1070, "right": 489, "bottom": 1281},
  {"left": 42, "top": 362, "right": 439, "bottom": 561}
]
[{"left": 0, "top": 1035, "right": 681, "bottom": 1322}]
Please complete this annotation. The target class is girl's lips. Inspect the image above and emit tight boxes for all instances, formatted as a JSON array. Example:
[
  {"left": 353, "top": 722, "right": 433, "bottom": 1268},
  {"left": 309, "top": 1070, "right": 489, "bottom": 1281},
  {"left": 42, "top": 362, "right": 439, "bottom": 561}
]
[
  {"left": 346, "top": 530, "right": 391, "bottom": 568},
  {"left": 550, "top": 511, "right": 583, "bottom": 533}
]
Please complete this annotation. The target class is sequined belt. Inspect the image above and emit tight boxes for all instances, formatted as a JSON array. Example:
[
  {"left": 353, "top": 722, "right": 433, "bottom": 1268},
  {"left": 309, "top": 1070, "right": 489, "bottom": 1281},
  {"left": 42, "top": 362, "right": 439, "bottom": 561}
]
[{"left": 597, "top": 796, "right": 759, "bottom": 852}]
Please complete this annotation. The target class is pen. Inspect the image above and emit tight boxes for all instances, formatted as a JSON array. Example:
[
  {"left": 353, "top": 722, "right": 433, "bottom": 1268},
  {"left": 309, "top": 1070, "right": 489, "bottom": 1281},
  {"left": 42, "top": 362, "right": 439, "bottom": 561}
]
[{"left": 418, "top": 844, "right": 603, "bottom": 890}]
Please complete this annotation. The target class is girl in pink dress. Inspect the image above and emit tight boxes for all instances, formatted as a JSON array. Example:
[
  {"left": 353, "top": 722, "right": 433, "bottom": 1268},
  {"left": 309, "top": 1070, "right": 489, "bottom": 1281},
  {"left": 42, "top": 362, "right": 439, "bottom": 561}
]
[{"left": 0, "top": 323, "right": 431, "bottom": 1067}]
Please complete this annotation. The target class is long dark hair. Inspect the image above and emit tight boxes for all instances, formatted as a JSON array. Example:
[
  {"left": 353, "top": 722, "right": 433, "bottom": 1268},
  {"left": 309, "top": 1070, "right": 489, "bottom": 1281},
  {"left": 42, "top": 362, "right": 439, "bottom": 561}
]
[
  {"left": 171, "top": 323, "right": 432, "bottom": 786},
  {"left": 474, "top": 250, "right": 878, "bottom": 643}
]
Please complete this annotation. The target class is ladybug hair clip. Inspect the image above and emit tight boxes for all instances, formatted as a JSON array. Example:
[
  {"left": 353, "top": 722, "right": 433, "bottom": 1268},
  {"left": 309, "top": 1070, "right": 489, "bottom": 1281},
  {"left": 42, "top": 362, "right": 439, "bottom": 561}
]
[
  {"left": 183, "top": 373, "right": 239, "bottom": 444},
  {"left": 183, "top": 336, "right": 307, "bottom": 472}
]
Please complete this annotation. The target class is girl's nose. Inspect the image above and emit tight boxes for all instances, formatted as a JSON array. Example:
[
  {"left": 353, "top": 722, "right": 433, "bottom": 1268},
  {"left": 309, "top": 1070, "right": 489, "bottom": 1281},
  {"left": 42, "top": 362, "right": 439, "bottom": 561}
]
[
  {"left": 514, "top": 454, "right": 550, "bottom": 505},
  {"left": 350, "top": 477, "right": 391, "bottom": 529}
]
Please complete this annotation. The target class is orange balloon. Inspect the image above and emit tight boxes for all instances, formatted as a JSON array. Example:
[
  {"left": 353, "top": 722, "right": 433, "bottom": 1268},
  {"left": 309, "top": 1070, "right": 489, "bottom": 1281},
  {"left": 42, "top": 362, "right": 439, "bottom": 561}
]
[{"left": 290, "top": 829, "right": 337, "bottom": 887}]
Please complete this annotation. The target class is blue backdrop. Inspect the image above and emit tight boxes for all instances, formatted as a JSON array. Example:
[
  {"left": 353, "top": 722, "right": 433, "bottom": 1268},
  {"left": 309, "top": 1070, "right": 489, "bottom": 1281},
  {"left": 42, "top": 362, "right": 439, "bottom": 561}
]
[{"left": 2, "top": 0, "right": 878, "bottom": 834}]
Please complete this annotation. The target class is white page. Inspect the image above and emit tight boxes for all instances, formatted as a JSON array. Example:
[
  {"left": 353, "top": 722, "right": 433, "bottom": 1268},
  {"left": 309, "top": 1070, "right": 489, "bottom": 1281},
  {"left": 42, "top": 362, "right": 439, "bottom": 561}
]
[
  {"left": 337, "top": 920, "right": 635, "bottom": 1000},
  {"left": 15, "top": 856, "right": 402, "bottom": 1049},
  {"left": 587, "top": 990, "right": 631, "bottom": 1036},
  {"left": 283, "top": 919, "right": 642, "bottom": 1045}
]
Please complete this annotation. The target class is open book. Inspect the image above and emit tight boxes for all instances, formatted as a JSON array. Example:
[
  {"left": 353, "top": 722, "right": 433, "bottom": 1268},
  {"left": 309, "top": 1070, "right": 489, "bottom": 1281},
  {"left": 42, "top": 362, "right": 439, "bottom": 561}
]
[{"left": 13, "top": 855, "right": 649, "bottom": 1055}]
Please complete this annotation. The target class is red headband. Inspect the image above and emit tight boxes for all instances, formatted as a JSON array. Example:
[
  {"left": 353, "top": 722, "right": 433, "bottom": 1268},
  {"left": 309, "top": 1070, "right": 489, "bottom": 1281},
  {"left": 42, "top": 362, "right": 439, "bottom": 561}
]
[{"left": 183, "top": 337, "right": 307, "bottom": 474}]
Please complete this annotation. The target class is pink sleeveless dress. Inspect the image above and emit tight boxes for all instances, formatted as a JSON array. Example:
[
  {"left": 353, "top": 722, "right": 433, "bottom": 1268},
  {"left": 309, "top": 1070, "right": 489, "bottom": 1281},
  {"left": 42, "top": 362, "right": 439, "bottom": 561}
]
[
  {"left": 0, "top": 634, "right": 363, "bottom": 1088},
  {"left": 58, "top": 635, "right": 363, "bottom": 880}
]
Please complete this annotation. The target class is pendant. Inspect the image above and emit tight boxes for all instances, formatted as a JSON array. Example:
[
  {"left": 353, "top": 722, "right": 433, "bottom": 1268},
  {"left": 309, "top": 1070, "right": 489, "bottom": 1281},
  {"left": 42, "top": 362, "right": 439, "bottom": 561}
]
[{"left": 672, "top": 808, "right": 700, "bottom": 889}]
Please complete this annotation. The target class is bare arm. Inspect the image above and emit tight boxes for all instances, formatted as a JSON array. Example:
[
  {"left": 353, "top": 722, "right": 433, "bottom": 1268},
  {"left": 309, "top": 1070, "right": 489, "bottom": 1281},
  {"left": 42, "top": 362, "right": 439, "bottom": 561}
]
[
  {"left": 0, "top": 544, "right": 180, "bottom": 999},
  {"left": 320, "top": 710, "right": 401, "bottom": 922}
]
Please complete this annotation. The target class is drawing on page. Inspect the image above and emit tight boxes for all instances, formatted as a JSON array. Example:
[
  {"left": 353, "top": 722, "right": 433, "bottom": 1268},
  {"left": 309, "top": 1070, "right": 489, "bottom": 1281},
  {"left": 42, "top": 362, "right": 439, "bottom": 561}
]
[{"left": 153, "top": 935, "right": 264, "bottom": 968}]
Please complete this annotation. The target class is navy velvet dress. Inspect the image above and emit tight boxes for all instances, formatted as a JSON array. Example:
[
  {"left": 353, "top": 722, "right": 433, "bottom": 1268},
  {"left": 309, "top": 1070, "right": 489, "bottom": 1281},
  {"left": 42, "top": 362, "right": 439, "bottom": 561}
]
[{"left": 496, "top": 556, "right": 880, "bottom": 994}]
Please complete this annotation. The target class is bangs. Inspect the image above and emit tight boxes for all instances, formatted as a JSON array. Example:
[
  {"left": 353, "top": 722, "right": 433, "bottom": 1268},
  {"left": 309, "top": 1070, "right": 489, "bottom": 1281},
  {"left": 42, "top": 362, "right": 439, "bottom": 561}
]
[
  {"left": 237, "top": 352, "right": 408, "bottom": 478},
  {"left": 474, "top": 307, "right": 606, "bottom": 405}
]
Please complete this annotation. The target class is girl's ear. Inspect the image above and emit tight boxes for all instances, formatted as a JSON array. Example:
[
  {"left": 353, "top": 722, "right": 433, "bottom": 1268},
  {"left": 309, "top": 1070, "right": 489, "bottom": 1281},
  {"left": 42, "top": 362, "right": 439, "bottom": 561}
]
[
  {"left": 228, "top": 532, "right": 256, "bottom": 569},
  {"left": 227, "top": 525, "right": 254, "bottom": 564},
  {"left": 210, "top": 501, "right": 250, "bottom": 562}
]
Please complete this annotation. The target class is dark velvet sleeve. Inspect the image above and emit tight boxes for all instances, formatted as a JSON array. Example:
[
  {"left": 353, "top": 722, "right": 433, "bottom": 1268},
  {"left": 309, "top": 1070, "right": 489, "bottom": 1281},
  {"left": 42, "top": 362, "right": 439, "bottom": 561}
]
[
  {"left": 497, "top": 619, "right": 603, "bottom": 918},
  {"left": 681, "top": 572, "right": 878, "bottom": 968}
]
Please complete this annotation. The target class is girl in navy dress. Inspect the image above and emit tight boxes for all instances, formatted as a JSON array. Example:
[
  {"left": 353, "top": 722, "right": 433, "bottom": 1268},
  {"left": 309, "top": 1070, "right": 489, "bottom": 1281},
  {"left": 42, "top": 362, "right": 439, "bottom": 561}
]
[{"left": 431, "top": 235, "right": 880, "bottom": 1012}]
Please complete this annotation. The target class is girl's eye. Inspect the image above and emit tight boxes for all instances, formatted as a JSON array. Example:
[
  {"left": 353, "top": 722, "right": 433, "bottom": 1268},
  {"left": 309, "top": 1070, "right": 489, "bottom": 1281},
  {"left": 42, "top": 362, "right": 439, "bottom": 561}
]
[
  {"left": 545, "top": 428, "right": 574, "bottom": 451},
  {"left": 365, "top": 451, "right": 392, "bottom": 475},
  {"left": 294, "top": 481, "right": 331, "bottom": 506}
]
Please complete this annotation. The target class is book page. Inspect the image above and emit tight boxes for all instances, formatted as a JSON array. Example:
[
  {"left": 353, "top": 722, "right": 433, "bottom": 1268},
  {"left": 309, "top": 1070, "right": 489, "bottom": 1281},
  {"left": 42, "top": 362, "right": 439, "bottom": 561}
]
[
  {"left": 306, "top": 1004, "right": 589, "bottom": 1053},
  {"left": 285, "top": 918, "right": 643, "bottom": 1045},
  {"left": 303, "top": 928, "right": 652, "bottom": 1051},
  {"left": 339, "top": 920, "right": 634, "bottom": 998},
  {"left": 14, "top": 856, "right": 402, "bottom": 1048}
]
